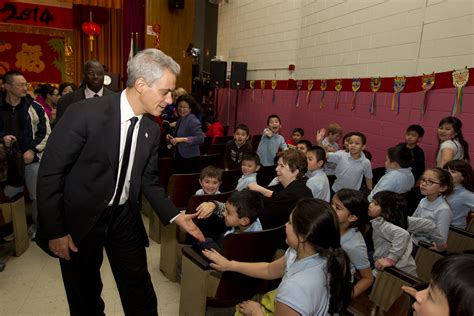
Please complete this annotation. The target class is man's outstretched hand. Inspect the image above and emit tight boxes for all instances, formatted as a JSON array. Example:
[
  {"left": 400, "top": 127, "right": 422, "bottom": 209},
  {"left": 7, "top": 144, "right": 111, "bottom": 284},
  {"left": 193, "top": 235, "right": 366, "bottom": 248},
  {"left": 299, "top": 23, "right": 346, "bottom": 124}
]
[{"left": 174, "top": 211, "right": 205, "bottom": 242}]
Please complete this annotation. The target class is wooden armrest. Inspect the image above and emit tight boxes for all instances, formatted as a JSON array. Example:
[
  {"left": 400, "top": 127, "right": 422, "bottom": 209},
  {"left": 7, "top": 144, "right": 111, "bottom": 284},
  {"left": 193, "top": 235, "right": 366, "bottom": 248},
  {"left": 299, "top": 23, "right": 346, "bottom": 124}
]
[
  {"left": 418, "top": 241, "right": 448, "bottom": 255},
  {"left": 449, "top": 225, "right": 474, "bottom": 238},
  {"left": 182, "top": 246, "right": 212, "bottom": 270},
  {"left": 384, "top": 267, "right": 422, "bottom": 285}
]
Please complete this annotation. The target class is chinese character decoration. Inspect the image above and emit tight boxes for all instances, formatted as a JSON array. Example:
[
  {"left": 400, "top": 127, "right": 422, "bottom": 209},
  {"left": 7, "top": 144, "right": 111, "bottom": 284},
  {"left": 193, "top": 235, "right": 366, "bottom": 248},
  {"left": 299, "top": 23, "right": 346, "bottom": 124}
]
[
  {"left": 391, "top": 76, "right": 406, "bottom": 115},
  {"left": 271, "top": 80, "right": 277, "bottom": 105},
  {"left": 451, "top": 67, "right": 469, "bottom": 116},
  {"left": 152, "top": 23, "right": 161, "bottom": 49},
  {"left": 306, "top": 80, "right": 314, "bottom": 105},
  {"left": 320, "top": 80, "right": 327, "bottom": 109},
  {"left": 351, "top": 78, "right": 361, "bottom": 110},
  {"left": 295, "top": 80, "right": 303, "bottom": 107},
  {"left": 260, "top": 80, "right": 266, "bottom": 99},
  {"left": 420, "top": 73, "right": 435, "bottom": 116},
  {"left": 369, "top": 77, "right": 381, "bottom": 115},
  {"left": 15, "top": 43, "right": 45, "bottom": 73},
  {"left": 334, "top": 79, "right": 342, "bottom": 109},
  {"left": 249, "top": 80, "right": 255, "bottom": 101}
]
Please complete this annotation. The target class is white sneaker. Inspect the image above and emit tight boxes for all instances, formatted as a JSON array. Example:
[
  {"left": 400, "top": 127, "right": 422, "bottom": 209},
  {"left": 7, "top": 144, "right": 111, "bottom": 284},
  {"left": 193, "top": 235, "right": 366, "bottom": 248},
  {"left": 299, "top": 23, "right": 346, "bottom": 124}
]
[{"left": 3, "top": 233, "right": 14, "bottom": 242}]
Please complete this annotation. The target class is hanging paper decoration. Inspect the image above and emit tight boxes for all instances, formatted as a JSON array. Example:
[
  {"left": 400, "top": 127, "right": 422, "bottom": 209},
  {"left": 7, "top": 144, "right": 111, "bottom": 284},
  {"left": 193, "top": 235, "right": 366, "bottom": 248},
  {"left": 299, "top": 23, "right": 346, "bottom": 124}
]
[
  {"left": 320, "top": 80, "right": 327, "bottom": 109},
  {"left": 260, "top": 80, "right": 266, "bottom": 99},
  {"left": 451, "top": 67, "right": 469, "bottom": 116},
  {"left": 351, "top": 78, "right": 361, "bottom": 110},
  {"left": 369, "top": 77, "right": 381, "bottom": 115},
  {"left": 249, "top": 80, "right": 255, "bottom": 101},
  {"left": 295, "top": 80, "right": 303, "bottom": 107},
  {"left": 334, "top": 79, "right": 342, "bottom": 109},
  {"left": 420, "top": 73, "right": 435, "bottom": 116},
  {"left": 152, "top": 23, "right": 161, "bottom": 49},
  {"left": 306, "top": 80, "right": 314, "bottom": 105},
  {"left": 391, "top": 76, "right": 406, "bottom": 114},
  {"left": 271, "top": 80, "right": 277, "bottom": 105}
]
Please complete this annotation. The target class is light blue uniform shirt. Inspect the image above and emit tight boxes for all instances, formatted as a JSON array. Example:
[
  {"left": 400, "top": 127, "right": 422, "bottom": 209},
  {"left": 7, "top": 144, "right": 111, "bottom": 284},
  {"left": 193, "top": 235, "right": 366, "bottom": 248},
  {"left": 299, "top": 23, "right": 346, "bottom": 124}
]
[
  {"left": 412, "top": 196, "right": 452, "bottom": 245},
  {"left": 236, "top": 172, "right": 258, "bottom": 191},
  {"left": 276, "top": 248, "right": 330, "bottom": 315},
  {"left": 328, "top": 151, "right": 372, "bottom": 192},
  {"left": 257, "top": 131, "right": 287, "bottom": 166},
  {"left": 341, "top": 227, "right": 370, "bottom": 277},
  {"left": 368, "top": 168, "right": 414, "bottom": 201},
  {"left": 224, "top": 218, "right": 262, "bottom": 236},
  {"left": 447, "top": 184, "right": 474, "bottom": 229},
  {"left": 195, "top": 189, "right": 221, "bottom": 196},
  {"left": 306, "top": 169, "right": 330, "bottom": 202}
]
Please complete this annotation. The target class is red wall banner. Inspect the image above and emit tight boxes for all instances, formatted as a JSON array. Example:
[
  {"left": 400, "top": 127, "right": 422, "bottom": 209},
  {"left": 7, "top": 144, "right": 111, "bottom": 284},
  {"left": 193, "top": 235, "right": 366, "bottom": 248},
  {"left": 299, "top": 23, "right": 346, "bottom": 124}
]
[
  {"left": 0, "top": 2, "right": 72, "bottom": 29},
  {"left": 0, "top": 32, "right": 65, "bottom": 84}
]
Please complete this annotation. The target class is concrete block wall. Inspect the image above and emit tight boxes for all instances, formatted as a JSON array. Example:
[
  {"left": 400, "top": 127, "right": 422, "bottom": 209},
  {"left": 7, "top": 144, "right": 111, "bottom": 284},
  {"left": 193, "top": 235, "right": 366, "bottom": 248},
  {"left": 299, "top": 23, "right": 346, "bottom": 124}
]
[{"left": 216, "top": 0, "right": 474, "bottom": 79}]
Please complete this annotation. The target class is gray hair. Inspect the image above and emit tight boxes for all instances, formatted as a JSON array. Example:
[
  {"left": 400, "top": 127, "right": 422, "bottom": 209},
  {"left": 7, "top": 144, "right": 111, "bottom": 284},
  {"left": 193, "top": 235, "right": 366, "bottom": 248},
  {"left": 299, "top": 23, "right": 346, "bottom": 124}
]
[{"left": 126, "top": 49, "right": 181, "bottom": 87}]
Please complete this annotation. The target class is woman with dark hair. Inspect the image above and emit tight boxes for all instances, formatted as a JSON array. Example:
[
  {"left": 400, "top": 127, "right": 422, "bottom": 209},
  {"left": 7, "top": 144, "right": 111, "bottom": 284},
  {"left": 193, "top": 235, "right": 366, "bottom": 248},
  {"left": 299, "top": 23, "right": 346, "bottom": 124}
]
[
  {"left": 437, "top": 116, "right": 470, "bottom": 167},
  {"left": 166, "top": 94, "right": 204, "bottom": 173},
  {"left": 203, "top": 198, "right": 353, "bottom": 315},
  {"left": 58, "top": 82, "right": 77, "bottom": 96},
  {"left": 35, "top": 84, "right": 60, "bottom": 123},
  {"left": 402, "top": 254, "right": 474, "bottom": 316}
]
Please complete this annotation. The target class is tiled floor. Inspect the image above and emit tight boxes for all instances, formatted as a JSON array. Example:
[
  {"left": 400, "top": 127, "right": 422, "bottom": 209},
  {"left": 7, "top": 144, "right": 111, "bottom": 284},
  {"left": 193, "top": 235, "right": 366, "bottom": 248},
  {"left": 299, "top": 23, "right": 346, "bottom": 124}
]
[{"left": 0, "top": 216, "right": 180, "bottom": 316}]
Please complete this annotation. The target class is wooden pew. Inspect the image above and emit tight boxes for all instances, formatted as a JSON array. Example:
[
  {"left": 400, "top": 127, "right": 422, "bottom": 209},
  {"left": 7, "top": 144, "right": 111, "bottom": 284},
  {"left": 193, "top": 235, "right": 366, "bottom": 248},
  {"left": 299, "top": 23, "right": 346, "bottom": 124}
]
[
  {"left": 212, "top": 135, "right": 233, "bottom": 144},
  {"left": 447, "top": 225, "right": 474, "bottom": 253},
  {"left": 179, "top": 225, "right": 286, "bottom": 315},
  {"left": 220, "top": 168, "right": 242, "bottom": 192},
  {"left": 414, "top": 241, "right": 445, "bottom": 282},
  {"left": 256, "top": 164, "right": 276, "bottom": 186}
]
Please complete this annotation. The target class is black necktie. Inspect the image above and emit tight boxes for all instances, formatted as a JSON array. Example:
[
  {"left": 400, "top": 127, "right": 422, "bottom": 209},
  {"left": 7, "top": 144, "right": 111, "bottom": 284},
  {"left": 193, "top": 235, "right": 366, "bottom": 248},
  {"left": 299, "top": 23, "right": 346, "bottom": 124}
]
[
  {"left": 113, "top": 117, "right": 138, "bottom": 206},
  {"left": 94, "top": 94, "right": 99, "bottom": 97}
]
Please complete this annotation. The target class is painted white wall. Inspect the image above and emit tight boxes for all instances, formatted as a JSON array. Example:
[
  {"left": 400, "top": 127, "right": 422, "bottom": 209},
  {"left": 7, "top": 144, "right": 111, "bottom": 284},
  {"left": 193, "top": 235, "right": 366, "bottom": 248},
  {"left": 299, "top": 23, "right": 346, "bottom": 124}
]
[{"left": 216, "top": 0, "right": 474, "bottom": 80}]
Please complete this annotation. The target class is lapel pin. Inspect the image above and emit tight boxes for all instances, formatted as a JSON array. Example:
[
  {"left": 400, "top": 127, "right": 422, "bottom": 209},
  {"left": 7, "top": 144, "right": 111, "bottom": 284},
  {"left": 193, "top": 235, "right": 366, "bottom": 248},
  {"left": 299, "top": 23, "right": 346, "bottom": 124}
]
[{"left": 145, "top": 132, "right": 148, "bottom": 138}]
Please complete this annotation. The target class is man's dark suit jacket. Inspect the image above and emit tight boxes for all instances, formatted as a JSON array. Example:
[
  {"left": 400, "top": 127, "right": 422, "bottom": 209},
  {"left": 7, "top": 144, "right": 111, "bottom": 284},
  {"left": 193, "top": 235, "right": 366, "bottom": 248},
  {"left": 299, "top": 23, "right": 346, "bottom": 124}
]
[
  {"left": 56, "top": 86, "right": 114, "bottom": 123},
  {"left": 37, "top": 93, "right": 179, "bottom": 249}
]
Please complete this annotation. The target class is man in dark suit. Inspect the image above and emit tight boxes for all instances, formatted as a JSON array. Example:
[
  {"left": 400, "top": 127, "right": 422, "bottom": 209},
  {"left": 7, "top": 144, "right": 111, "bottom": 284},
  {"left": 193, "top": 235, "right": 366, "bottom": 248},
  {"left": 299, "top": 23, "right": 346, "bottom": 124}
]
[
  {"left": 55, "top": 59, "right": 114, "bottom": 123},
  {"left": 37, "top": 49, "right": 204, "bottom": 315}
]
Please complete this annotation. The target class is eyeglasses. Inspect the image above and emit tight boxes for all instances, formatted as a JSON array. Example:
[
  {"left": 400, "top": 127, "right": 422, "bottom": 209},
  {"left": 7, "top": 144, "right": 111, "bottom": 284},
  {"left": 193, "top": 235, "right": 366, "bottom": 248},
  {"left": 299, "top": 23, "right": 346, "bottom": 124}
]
[
  {"left": 420, "top": 178, "right": 441, "bottom": 186},
  {"left": 11, "top": 82, "right": 30, "bottom": 88}
]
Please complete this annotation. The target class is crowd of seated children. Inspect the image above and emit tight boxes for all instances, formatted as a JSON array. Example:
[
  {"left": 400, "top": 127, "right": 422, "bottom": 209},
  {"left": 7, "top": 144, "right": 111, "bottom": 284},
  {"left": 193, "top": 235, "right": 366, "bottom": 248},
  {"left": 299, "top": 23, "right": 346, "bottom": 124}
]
[
  {"left": 202, "top": 198, "right": 353, "bottom": 316},
  {"left": 321, "top": 123, "right": 342, "bottom": 176},
  {"left": 204, "top": 116, "right": 224, "bottom": 140},
  {"left": 305, "top": 146, "right": 330, "bottom": 202},
  {"left": 236, "top": 154, "right": 260, "bottom": 191},
  {"left": 257, "top": 114, "right": 288, "bottom": 166},
  {"left": 196, "top": 149, "right": 312, "bottom": 229},
  {"left": 286, "top": 127, "right": 304, "bottom": 148},
  {"left": 397, "top": 124, "right": 425, "bottom": 182},
  {"left": 369, "top": 191, "right": 417, "bottom": 276},
  {"left": 295, "top": 139, "right": 312, "bottom": 153},
  {"left": 368, "top": 145, "right": 415, "bottom": 201},
  {"left": 402, "top": 254, "right": 474, "bottom": 316},
  {"left": 332, "top": 189, "right": 373, "bottom": 298},
  {"left": 443, "top": 160, "right": 474, "bottom": 229},
  {"left": 195, "top": 166, "right": 222, "bottom": 196},
  {"left": 411, "top": 168, "right": 453, "bottom": 254},
  {"left": 224, "top": 124, "right": 253, "bottom": 170},
  {"left": 317, "top": 130, "right": 373, "bottom": 193},
  {"left": 437, "top": 116, "right": 470, "bottom": 168}
]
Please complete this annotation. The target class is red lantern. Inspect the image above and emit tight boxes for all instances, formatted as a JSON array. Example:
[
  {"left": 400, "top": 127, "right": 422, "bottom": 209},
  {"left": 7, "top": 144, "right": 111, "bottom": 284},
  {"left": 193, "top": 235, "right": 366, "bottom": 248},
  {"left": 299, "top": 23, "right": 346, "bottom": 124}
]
[{"left": 82, "top": 21, "right": 101, "bottom": 53}]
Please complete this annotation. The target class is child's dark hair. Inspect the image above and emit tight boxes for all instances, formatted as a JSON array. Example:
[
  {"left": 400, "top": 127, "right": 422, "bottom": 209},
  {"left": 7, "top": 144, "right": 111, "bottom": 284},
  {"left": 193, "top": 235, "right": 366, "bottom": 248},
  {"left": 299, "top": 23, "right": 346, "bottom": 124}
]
[
  {"left": 307, "top": 145, "right": 326, "bottom": 167},
  {"left": 443, "top": 160, "right": 474, "bottom": 192},
  {"left": 342, "top": 132, "right": 355, "bottom": 144},
  {"left": 430, "top": 254, "right": 474, "bottom": 316},
  {"left": 406, "top": 124, "right": 425, "bottom": 138},
  {"left": 199, "top": 166, "right": 222, "bottom": 182},
  {"left": 279, "top": 149, "right": 307, "bottom": 179},
  {"left": 296, "top": 139, "right": 312, "bottom": 150},
  {"left": 291, "top": 198, "right": 352, "bottom": 313},
  {"left": 35, "top": 84, "right": 56, "bottom": 101},
  {"left": 59, "top": 82, "right": 77, "bottom": 95},
  {"left": 234, "top": 123, "right": 249, "bottom": 135},
  {"left": 266, "top": 114, "right": 281, "bottom": 125},
  {"left": 425, "top": 168, "right": 454, "bottom": 196},
  {"left": 387, "top": 145, "right": 413, "bottom": 168},
  {"left": 227, "top": 190, "right": 263, "bottom": 223},
  {"left": 438, "top": 117, "right": 470, "bottom": 162},
  {"left": 334, "top": 189, "right": 368, "bottom": 232},
  {"left": 292, "top": 127, "right": 304, "bottom": 136},
  {"left": 351, "top": 132, "right": 367, "bottom": 145},
  {"left": 372, "top": 191, "right": 408, "bottom": 229},
  {"left": 241, "top": 153, "right": 260, "bottom": 166}
]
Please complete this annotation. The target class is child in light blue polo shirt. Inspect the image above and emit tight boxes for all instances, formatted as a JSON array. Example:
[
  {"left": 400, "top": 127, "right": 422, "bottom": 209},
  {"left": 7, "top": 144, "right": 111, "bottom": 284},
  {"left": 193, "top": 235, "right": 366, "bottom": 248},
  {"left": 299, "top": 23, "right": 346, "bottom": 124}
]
[
  {"left": 368, "top": 145, "right": 415, "bottom": 201},
  {"left": 318, "top": 130, "right": 373, "bottom": 192},
  {"left": 236, "top": 154, "right": 260, "bottom": 191},
  {"left": 256, "top": 114, "right": 288, "bottom": 166},
  {"left": 305, "top": 146, "right": 330, "bottom": 202}
]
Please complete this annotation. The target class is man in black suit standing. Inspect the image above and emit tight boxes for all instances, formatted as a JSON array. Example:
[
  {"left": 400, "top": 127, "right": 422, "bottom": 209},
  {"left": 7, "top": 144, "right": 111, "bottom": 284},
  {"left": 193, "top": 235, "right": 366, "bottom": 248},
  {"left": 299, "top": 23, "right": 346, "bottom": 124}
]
[
  {"left": 55, "top": 59, "right": 114, "bottom": 123},
  {"left": 37, "top": 49, "right": 204, "bottom": 315}
]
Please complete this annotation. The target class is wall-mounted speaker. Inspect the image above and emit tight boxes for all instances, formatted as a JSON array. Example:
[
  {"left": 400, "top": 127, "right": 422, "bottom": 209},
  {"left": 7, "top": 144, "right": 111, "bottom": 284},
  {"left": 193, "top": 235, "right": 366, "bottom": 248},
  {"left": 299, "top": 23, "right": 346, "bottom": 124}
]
[
  {"left": 168, "top": 0, "right": 184, "bottom": 9},
  {"left": 230, "top": 62, "right": 247, "bottom": 89},
  {"left": 210, "top": 60, "right": 227, "bottom": 88}
]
